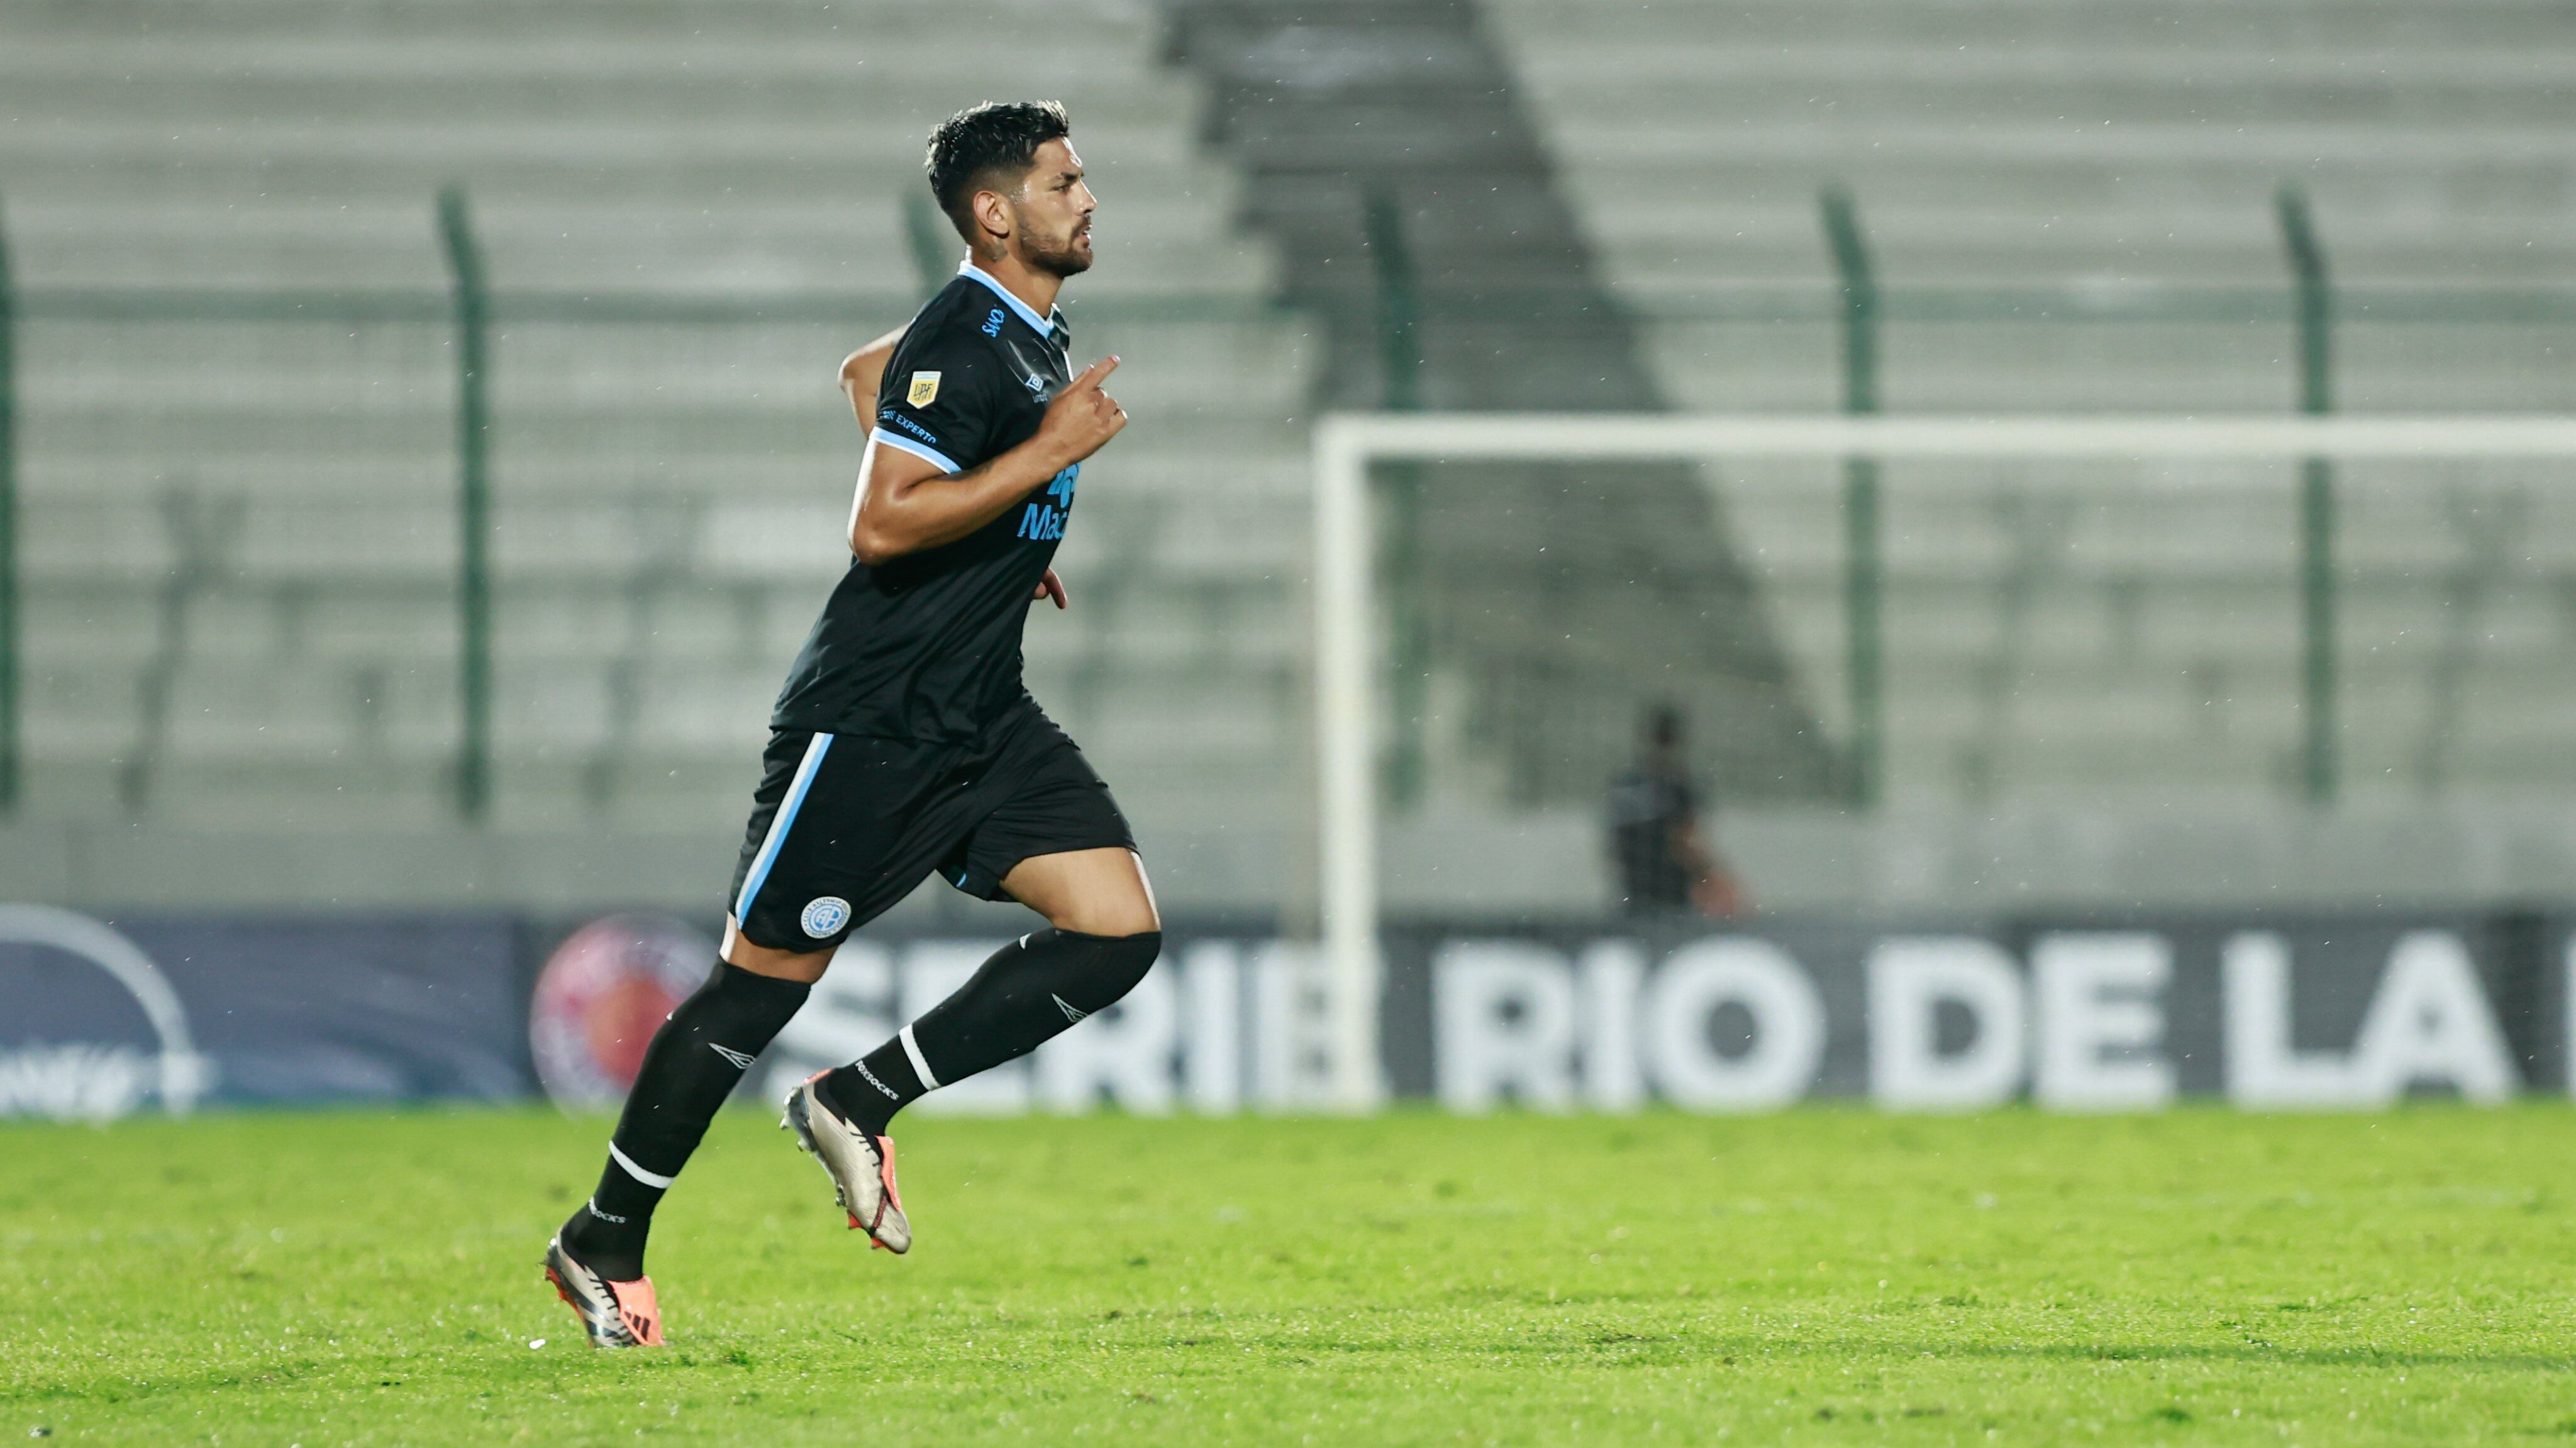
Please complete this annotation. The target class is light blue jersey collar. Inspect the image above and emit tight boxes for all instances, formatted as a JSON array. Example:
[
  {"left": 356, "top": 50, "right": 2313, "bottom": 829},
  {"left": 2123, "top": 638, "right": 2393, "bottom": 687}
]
[{"left": 957, "top": 260, "right": 1063, "bottom": 335}]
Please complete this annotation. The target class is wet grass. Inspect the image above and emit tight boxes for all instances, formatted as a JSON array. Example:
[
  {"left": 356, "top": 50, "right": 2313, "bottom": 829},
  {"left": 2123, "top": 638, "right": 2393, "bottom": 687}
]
[{"left": 4, "top": 1103, "right": 2573, "bottom": 1444}]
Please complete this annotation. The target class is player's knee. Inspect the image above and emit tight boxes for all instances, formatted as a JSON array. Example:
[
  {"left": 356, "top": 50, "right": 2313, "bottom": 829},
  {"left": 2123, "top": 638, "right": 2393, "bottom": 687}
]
[
  {"left": 1062, "top": 928, "right": 1160, "bottom": 1012},
  {"left": 1046, "top": 892, "right": 1160, "bottom": 939}
]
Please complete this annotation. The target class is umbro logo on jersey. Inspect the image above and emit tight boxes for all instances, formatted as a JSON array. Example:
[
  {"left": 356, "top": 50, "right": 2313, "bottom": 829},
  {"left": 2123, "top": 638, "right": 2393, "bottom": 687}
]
[
  {"left": 907, "top": 372, "right": 941, "bottom": 406},
  {"left": 709, "top": 1042, "right": 757, "bottom": 1070},
  {"left": 1054, "top": 994, "right": 1090, "bottom": 1025}
]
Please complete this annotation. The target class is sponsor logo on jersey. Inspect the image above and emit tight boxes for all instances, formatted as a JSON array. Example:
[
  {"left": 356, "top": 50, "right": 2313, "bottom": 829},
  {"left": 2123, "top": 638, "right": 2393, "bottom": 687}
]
[
  {"left": 981, "top": 308, "right": 1006, "bottom": 338},
  {"left": 887, "top": 414, "right": 941, "bottom": 447},
  {"left": 906, "top": 372, "right": 941, "bottom": 406},
  {"left": 1016, "top": 464, "right": 1080, "bottom": 541},
  {"left": 800, "top": 897, "right": 852, "bottom": 939}
]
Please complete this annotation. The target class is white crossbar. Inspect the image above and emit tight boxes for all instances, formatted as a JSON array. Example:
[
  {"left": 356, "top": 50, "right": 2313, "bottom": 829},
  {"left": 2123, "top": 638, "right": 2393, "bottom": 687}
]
[
  {"left": 1309, "top": 412, "right": 2576, "bottom": 1110},
  {"left": 1319, "top": 413, "right": 2576, "bottom": 464}
]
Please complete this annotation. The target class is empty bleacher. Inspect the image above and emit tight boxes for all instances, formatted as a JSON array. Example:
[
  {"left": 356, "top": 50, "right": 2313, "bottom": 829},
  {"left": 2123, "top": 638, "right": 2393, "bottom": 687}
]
[
  {"left": 1, "top": 0, "right": 1316, "bottom": 904},
  {"left": 5, "top": 0, "right": 2573, "bottom": 919},
  {"left": 1483, "top": 0, "right": 2576, "bottom": 807}
]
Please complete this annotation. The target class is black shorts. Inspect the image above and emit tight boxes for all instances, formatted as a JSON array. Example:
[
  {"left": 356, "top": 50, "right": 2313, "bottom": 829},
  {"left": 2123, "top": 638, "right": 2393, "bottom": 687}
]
[{"left": 725, "top": 705, "right": 1135, "bottom": 951}]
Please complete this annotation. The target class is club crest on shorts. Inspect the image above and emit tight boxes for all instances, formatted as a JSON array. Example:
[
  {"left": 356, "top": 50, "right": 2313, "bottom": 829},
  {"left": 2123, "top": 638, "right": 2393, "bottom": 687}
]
[
  {"left": 799, "top": 897, "right": 852, "bottom": 938},
  {"left": 906, "top": 372, "right": 940, "bottom": 406}
]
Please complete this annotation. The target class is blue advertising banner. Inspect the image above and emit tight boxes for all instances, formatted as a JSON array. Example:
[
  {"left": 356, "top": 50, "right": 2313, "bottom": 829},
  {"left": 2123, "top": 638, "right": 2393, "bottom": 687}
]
[
  {"left": 1385, "top": 915, "right": 2557, "bottom": 1112},
  {"left": 0, "top": 906, "right": 528, "bottom": 1117},
  {"left": 4, "top": 905, "right": 2570, "bottom": 1119}
]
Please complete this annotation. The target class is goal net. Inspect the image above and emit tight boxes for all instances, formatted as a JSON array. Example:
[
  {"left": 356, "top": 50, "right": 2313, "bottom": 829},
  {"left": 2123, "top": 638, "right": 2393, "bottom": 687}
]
[{"left": 1308, "top": 413, "right": 2576, "bottom": 1107}]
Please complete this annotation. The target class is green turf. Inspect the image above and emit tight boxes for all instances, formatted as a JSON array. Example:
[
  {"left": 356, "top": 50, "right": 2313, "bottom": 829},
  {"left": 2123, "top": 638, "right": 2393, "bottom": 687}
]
[{"left": 4, "top": 1105, "right": 2573, "bottom": 1445}]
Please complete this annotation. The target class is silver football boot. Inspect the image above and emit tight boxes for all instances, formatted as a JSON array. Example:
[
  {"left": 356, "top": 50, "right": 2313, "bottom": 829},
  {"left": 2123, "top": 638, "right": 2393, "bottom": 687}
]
[
  {"left": 542, "top": 1235, "right": 664, "bottom": 1347},
  {"left": 780, "top": 1071, "right": 912, "bottom": 1254}
]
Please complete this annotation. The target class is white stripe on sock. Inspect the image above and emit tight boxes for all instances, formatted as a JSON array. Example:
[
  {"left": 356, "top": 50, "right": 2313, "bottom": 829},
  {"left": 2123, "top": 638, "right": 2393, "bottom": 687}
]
[
  {"left": 899, "top": 1022, "right": 941, "bottom": 1091},
  {"left": 608, "top": 1142, "right": 677, "bottom": 1190}
]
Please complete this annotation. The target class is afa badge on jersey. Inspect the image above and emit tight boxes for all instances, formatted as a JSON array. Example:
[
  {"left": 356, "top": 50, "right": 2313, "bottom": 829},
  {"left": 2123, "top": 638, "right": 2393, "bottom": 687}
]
[{"left": 906, "top": 372, "right": 941, "bottom": 406}]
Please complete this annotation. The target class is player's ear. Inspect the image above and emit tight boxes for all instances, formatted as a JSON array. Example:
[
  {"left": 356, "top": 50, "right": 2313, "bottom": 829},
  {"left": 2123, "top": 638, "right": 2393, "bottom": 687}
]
[{"left": 970, "top": 186, "right": 1014, "bottom": 246}]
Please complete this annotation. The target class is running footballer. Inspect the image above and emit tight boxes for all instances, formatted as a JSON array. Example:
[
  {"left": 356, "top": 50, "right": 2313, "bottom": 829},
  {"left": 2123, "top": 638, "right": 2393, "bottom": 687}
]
[{"left": 543, "top": 101, "right": 1160, "bottom": 1348}]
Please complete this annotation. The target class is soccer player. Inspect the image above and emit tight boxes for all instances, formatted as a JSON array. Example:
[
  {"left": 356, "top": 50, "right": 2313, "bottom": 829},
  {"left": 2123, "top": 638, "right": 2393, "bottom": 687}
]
[{"left": 543, "top": 101, "right": 1162, "bottom": 1349}]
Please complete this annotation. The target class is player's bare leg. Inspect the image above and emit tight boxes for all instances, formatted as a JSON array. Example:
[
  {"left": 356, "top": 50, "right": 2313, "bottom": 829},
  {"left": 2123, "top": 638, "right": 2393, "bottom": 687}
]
[
  {"left": 789, "top": 848, "right": 1161, "bottom": 1251},
  {"left": 997, "top": 846, "right": 1160, "bottom": 937},
  {"left": 721, "top": 922, "right": 835, "bottom": 983}
]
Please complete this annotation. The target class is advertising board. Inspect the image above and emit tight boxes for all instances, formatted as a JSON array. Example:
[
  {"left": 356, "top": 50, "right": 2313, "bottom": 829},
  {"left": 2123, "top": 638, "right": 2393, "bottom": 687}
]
[{"left": 6, "top": 906, "right": 2564, "bottom": 1118}]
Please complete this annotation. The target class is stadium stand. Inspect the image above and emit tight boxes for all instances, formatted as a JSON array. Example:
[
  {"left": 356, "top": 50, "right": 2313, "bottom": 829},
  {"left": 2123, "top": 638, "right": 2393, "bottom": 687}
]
[
  {"left": 3, "top": 0, "right": 2571, "bottom": 916},
  {"left": 0, "top": 0, "right": 1314, "bottom": 906},
  {"left": 1484, "top": 0, "right": 2576, "bottom": 805},
  {"left": 1160, "top": 0, "right": 1844, "bottom": 816}
]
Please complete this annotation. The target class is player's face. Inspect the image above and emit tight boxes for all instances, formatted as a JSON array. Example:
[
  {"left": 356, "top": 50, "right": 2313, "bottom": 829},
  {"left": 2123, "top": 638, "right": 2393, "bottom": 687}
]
[{"left": 1009, "top": 138, "right": 1096, "bottom": 278}]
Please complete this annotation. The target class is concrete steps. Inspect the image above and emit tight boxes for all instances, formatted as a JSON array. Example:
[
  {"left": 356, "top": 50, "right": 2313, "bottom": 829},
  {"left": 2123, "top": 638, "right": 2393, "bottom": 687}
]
[{"left": 0, "top": 0, "right": 1319, "bottom": 896}]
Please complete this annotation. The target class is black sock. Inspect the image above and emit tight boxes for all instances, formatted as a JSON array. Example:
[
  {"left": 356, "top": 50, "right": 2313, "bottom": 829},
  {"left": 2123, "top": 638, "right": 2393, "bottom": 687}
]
[
  {"left": 559, "top": 959, "right": 811, "bottom": 1279},
  {"left": 818, "top": 1041, "right": 924, "bottom": 1137},
  {"left": 823, "top": 929, "right": 1159, "bottom": 1135},
  {"left": 558, "top": 1186, "right": 659, "bottom": 1284}
]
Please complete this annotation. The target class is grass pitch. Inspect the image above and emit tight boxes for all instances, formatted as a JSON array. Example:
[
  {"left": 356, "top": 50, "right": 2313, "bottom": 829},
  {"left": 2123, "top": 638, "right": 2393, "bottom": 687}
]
[{"left": 4, "top": 1106, "right": 2573, "bottom": 1445}]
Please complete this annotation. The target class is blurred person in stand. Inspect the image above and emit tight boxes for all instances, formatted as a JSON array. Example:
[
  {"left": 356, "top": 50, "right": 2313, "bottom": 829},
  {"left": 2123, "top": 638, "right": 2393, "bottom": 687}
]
[{"left": 1606, "top": 704, "right": 1743, "bottom": 918}]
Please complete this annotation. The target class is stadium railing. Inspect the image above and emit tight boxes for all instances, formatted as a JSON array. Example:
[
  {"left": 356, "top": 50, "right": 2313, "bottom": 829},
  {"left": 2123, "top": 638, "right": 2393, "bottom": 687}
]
[{"left": 2, "top": 189, "right": 2572, "bottom": 831}]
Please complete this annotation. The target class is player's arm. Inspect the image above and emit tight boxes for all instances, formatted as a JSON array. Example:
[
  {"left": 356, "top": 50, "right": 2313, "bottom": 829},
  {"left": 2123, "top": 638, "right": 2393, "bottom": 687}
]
[
  {"left": 838, "top": 325, "right": 909, "bottom": 434},
  {"left": 848, "top": 356, "right": 1124, "bottom": 564}
]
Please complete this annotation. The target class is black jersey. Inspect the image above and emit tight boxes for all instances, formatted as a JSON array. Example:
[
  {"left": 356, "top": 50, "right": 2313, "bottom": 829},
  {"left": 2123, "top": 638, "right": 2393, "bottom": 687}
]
[{"left": 772, "top": 263, "right": 1082, "bottom": 742}]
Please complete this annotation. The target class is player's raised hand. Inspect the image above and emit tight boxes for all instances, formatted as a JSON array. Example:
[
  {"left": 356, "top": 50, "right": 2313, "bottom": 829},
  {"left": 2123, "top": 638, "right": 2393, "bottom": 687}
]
[{"left": 1036, "top": 355, "right": 1127, "bottom": 463}]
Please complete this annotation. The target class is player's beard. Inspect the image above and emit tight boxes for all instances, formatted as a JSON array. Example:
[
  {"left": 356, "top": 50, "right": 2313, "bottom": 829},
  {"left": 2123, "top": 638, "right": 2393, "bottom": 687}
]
[{"left": 1024, "top": 221, "right": 1094, "bottom": 279}]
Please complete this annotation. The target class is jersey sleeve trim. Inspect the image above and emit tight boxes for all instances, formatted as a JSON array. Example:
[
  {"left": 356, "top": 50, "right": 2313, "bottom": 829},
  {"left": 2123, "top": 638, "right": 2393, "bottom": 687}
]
[{"left": 873, "top": 429, "right": 962, "bottom": 475}]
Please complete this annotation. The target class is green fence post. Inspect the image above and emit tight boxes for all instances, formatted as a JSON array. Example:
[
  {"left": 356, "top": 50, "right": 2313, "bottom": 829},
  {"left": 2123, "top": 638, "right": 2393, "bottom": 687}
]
[
  {"left": 1368, "top": 192, "right": 1424, "bottom": 414},
  {"left": 903, "top": 191, "right": 955, "bottom": 302},
  {"left": 1822, "top": 188, "right": 1882, "bottom": 809},
  {"left": 436, "top": 187, "right": 492, "bottom": 821},
  {"left": 1367, "top": 191, "right": 1430, "bottom": 810},
  {"left": 2277, "top": 187, "right": 2336, "bottom": 805},
  {"left": 0, "top": 195, "right": 18, "bottom": 815}
]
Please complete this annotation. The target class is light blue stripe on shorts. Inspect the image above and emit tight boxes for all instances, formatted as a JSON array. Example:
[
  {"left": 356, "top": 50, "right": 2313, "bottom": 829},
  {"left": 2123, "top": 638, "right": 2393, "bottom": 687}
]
[{"left": 733, "top": 732, "right": 833, "bottom": 920}]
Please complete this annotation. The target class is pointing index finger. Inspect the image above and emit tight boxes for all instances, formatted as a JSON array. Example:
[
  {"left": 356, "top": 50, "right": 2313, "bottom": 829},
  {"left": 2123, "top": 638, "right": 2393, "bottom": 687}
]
[{"left": 1070, "top": 355, "right": 1119, "bottom": 390}]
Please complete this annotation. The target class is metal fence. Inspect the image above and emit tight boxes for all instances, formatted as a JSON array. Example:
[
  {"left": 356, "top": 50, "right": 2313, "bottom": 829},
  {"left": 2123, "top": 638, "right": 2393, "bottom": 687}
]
[{"left": 4, "top": 187, "right": 2572, "bottom": 822}]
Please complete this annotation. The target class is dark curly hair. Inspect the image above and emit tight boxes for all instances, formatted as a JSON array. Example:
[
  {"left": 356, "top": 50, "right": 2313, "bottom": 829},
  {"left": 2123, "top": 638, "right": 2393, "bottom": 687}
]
[{"left": 926, "top": 101, "right": 1072, "bottom": 243}]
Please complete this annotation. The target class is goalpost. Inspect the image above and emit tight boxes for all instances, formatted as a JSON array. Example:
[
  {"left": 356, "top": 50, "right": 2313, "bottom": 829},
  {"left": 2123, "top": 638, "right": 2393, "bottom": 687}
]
[{"left": 1309, "top": 412, "right": 2576, "bottom": 1108}]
